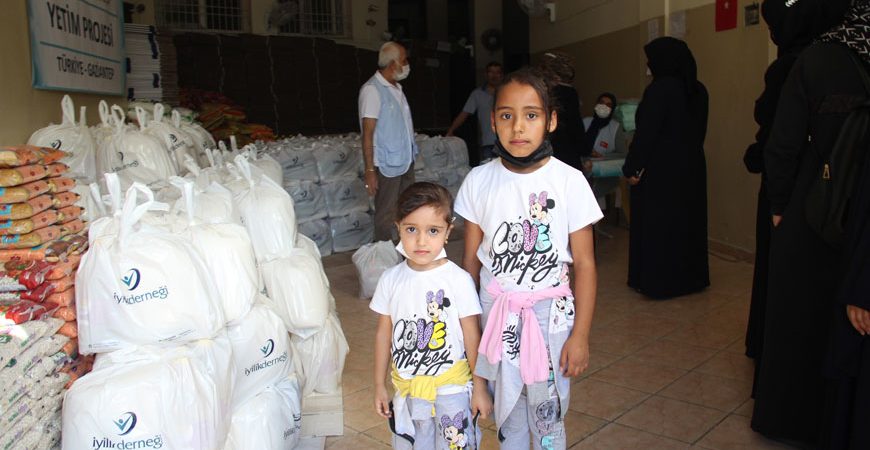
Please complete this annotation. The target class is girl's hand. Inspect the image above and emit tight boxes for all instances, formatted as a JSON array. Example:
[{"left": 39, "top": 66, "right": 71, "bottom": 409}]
[
  {"left": 626, "top": 176, "right": 641, "bottom": 186},
  {"left": 560, "top": 334, "right": 590, "bottom": 378},
  {"left": 470, "top": 382, "right": 493, "bottom": 419},
  {"left": 847, "top": 305, "right": 870, "bottom": 336},
  {"left": 374, "top": 384, "right": 391, "bottom": 418}
]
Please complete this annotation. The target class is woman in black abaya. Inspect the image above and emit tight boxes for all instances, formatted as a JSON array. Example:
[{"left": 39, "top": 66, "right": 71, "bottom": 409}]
[
  {"left": 621, "top": 37, "right": 709, "bottom": 299},
  {"left": 752, "top": 2, "right": 868, "bottom": 446},
  {"left": 743, "top": 0, "right": 851, "bottom": 394}
]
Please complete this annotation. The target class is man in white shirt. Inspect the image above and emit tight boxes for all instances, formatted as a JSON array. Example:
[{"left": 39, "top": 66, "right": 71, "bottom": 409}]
[
  {"left": 358, "top": 42, "right": 418, "bottom": 242},
  {"left": 446, "top": 62, "right": 503, "bottom": 164}
]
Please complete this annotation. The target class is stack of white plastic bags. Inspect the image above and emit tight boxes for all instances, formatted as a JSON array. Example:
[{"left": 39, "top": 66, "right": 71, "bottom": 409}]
[
  {"left": 414, "top": 135, "right": 470, "bottom": 225},
  {"left": 257, "top": 133, "right": 471, "bottom": 256},
  {"left": 65, "top": 144, "right": 348, "bottom": 448},
  {"left": 258, "top": 134, "right": 372, "bottom": 256},
  {"left": 414, "top": 135, "right": 470, "bottom": 198}
]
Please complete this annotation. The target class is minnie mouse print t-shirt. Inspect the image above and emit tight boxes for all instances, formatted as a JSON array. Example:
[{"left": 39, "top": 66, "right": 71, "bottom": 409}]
[
  {"left": 455, "top": 157, "right": 603, "bottom": 291},
  {"left": 370, "top": 260, "right": 482, "bottom": 395}
]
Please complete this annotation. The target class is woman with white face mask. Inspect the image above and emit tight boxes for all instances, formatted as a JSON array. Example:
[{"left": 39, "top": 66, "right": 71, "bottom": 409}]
[{"left": 581, "top": 93, "right": 626, "bottom": 157}]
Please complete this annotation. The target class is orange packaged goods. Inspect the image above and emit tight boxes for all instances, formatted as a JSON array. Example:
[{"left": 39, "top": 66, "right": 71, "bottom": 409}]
[
  {"left": 0, "top": 233, "right": 87, "bottom": 262},
  {"left": 47, "top": 254, "right": 82, "bottom": 280},
  {"left": 0, "top": 209, "right": 60, "bottom": 236},
  {"left": 47, "top": 177, "right": 75, "bottom": 194},
  {"left": 45, "top": 163, "right": 69, "bottom": 177},
  {"left": 53, "top": 306, "right": 76, "bottom": 322},
  {"left": 0, "top": 146, "right": 65, "bottom": 168},
  {"left": 58, "top": 321, "right": 77, "bottom": 338},
  {"left": 0, "top": 165, "right": 48, "bottom": 187},
  {"left": 0, "top": 226, "right": 62, "bottom": 250},
  {"left": 51, "top": 191, "right": 80, "bottom": 208},
  {"left": 57, "top": 206, "right": 83, "bottom": 222},
  {"left": 46, "top": 286, "right": 74, "bottom": 306},
  {"left": 0, "top": 195, "right": 53, "bottom": 221},
  {"left": 0, "top": 179, "right": 50, "bottom": 203},
  {"left": 60, "top": 218, "right": 84, "bottom": 235}
]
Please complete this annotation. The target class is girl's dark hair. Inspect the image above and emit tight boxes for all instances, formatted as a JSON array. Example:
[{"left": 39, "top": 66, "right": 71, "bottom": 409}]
[
  {"left": 493, "top": 67, "right": 558, "bottom": 129},
  {"left": 396, "top": 182, "right": 454, "bottom": 224}
]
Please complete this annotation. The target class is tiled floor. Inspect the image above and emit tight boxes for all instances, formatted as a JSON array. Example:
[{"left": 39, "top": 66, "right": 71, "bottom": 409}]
[{"left": 322, "top": 225, "right": 797, "bottom": 449}]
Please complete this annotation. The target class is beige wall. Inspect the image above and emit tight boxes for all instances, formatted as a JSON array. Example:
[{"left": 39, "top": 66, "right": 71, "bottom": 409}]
[
  {"left": 532, "top": 0, "right": 770, "bottom": 253},
  {"left": 0, "top": 1, "right": 126, "bottom": 145},
  {"left": 474, "top": 0, "right": 503, "bottom": 78}
]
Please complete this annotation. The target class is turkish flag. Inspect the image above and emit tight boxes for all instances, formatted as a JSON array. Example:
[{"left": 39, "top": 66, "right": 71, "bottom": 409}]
[{"left": 716, "top": 0, "right": 738, "bottom": 32}]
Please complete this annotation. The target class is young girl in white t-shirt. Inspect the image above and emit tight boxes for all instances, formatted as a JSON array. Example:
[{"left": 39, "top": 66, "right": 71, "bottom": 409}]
[
  {"left": 371, "top": 182, "right": 493, "bottom": 450},
  {"left": 455, "top": 68, "right": 603, "bottom": 450}
]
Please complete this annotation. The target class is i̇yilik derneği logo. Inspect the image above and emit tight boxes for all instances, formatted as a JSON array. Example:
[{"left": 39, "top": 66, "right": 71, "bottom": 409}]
[
  {"left": 113, "top": 268, "right": 170, "bottom": 305},
  {"left": 91, "top": 412, "right": 164, "bottom": 449},
  {"left": 244, "top": 339, "right": 288, "bottom": 376}
]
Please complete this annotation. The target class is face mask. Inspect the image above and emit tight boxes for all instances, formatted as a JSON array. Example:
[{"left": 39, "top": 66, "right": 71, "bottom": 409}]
[
  {"left": 492, "top": 138, "right": 554, "bottom": 168},
  {"left": 395, "top": 64, "right": 411, "bottom": 81},
  {"left": 396, "top": 241, "right": 446, "bottom": 261},
  {"left": 594, "top": 104, "right": 612, "bottom": 119}
]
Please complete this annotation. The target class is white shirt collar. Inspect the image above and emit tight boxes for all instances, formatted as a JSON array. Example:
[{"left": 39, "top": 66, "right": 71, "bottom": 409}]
[{"left": 375, "top": 71, "right": 402, "bottom": 90}]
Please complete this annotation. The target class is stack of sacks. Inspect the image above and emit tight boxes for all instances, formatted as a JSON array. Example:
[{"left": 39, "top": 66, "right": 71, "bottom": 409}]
[
  {"left": 416, "top": 135, "right": 470, "bottom": 198},
  {"left": 257, "top": 134, "right": 375, "bottom": 255},
  {"left": 0, "top": 144, "right": 94, "bottom": 449},
  {"left": 0, "top": 159, "right": 87, "bottom": 254},
  {"left": 67, "top": 181, "right": 233, "bottom": 449},
  {"left": 231, "top": 154, "right": 348, "bottom": 399},
  {"left": 66, "top": 166, "right": 314, "bottom": 449},
  {"left": 0, "top": 317, "right": 76, "bottom": 449}
]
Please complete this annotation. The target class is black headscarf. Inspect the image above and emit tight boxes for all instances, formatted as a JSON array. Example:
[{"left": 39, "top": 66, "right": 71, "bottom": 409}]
[
  {"left": 581, "top": 93, "right": 617, "bottom": 155},
  {"left": 762, "top": 0, "right": 851, "bottom": 54},
  {"left": 819, "top": 0, "right": 870, "bottom": 64},
  {"left": 644, "top": 37, "right": 699, "bottom": 96}
]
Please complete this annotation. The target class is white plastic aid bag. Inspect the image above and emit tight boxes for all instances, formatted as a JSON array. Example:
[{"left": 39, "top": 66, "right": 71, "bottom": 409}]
[
  {"left": 294, "top": 234, "right": 330, "bottom": 291},
  {"left": 91, "top": 100, "right": 126, "bottom": 152},
  {"left": 27, "top": 95, "right": 97, "bottom": 182},
  {"left": 352, "top": 241, "right": 402, "bottom": 298},
  {"left": 285, "top": 180, "right": 327, "bottom": 223},
  {"left": 418, "top": 135, "right": 449, "bottom": 171},
  {"left": 172, "top": 177, "right": 240, "bottom": 225},
  {"left": 176, "top": 117, "right": 217, "bottom": 168},
  {"left": 273, "top": 143, "right": 319, "bottom": 182},
  {"left": 438, "top": 165, "right": 470, "bottom": 198},
  {"left": 174, "top": 179, "right": 257, "bottom": 324},
  {"left": 322, "top": 179, "right": 370, "bottom": 217},
  {"left": 76, "top": 183, "right": 225, "bottom": 354},
  {"left": 64, "top": 335, "right": 234, "bottom": 450},
  {"left": 142, "top": 103, "right": 194, "bottom": 175},
  {"left": 298, "top": 219, "right": 333, "bottom": 257},
  {"left": 100, "top": 107, "right": 179, "bottom": 190},
  {"left": 226, "top": 302, "right": 293, "bottom": 407},
  {"left": 260, "top": 247, "right": 330, "bottom": 338},
  {"left": 314, "top": 143, "right": 362, "bottom": 182},
  {"left": 233, "top": 155, "right": 297, "bottom": 263},
  {"left": 329, "top": 211, "right": 374, "bottom": 253},
  {"left": 290, "top": 313, "right": 348, "bottom": 396},
  {"left": 414, "top": 164, "right": 440, "bottom": 183},
  {"left": 223, "top": 374, "right": 302, "bottom": 450},
  {"left": 442, "top": 136, "right": 470, "bottom": 168},
  {"left": 243, "top": 146, "right": 283, "bottom": 186}
]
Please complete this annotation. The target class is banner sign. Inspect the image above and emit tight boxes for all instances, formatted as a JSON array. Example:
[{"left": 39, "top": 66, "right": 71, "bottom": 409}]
[{"left": 27, "top": 0, "right": 125, "bottom": 95}]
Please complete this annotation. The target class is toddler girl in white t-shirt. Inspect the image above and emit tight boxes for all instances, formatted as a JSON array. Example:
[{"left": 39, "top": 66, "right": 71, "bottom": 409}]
[
  {"left": 371, "top": 182, "right": 492, "bottom": 450},
  {"left": 455, "top": 67, "right": 603, "bottom": 450}
]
